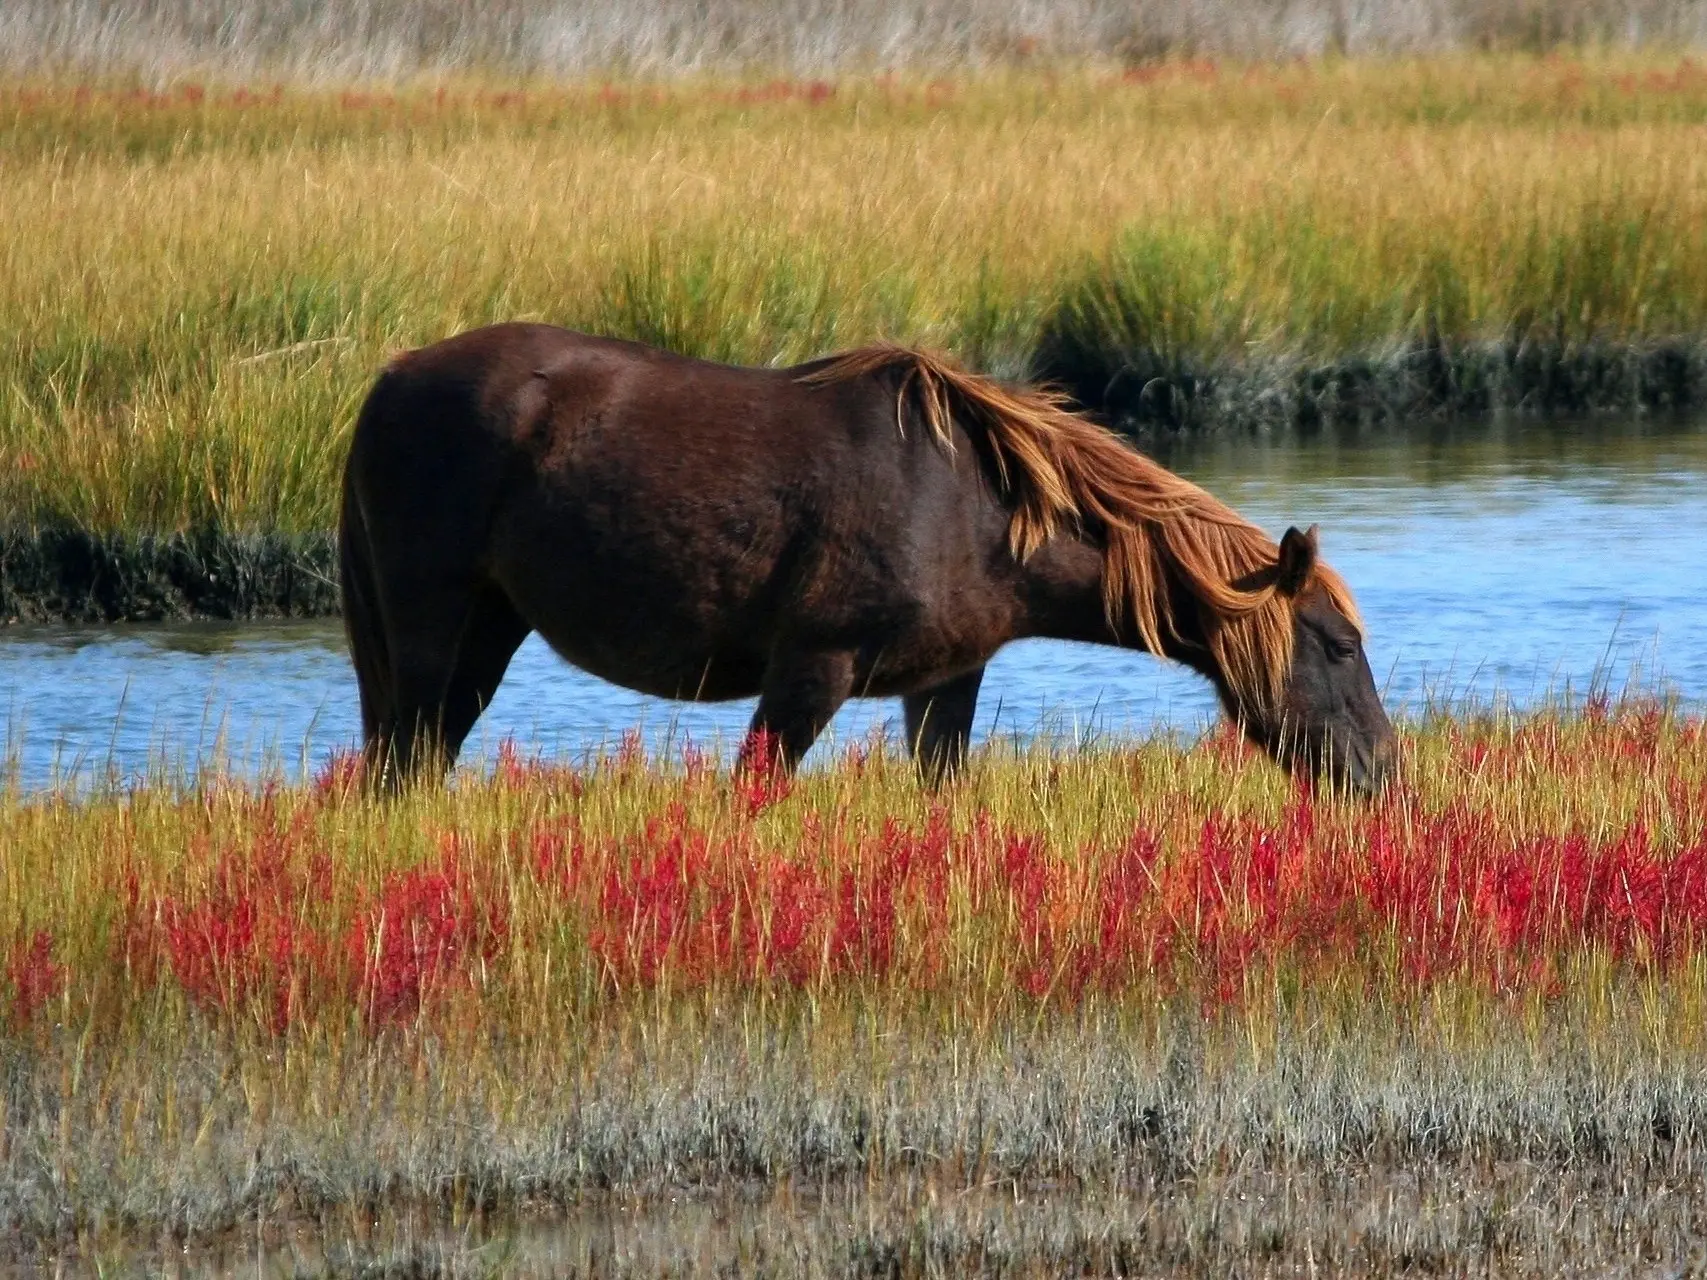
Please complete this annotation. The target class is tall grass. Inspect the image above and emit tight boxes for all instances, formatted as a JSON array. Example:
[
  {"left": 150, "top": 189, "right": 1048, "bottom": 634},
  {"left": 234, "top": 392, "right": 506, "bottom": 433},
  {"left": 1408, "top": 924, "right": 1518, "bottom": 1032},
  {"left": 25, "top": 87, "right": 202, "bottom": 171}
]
[
  {"left": 2, "top": 62, "right": 1707, "bottom": 538},
  {"left": 8, "top": 704, "right": 1704, "bottom": 1041},
  {"left": 2, "top": 704, "right": 1706, "bottom": 1265},
  {"left": 4, "top": 0, "right": 1704, "bottom": 81}
]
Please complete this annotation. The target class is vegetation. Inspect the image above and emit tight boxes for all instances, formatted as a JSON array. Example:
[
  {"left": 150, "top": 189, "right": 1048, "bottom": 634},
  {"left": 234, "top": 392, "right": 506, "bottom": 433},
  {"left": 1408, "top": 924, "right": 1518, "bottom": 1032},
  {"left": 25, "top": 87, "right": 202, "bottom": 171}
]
[
  {"left": 2, "top": 59, "right": 1707, "bottom": 558},
  {"left": 6, "top": 0, "right": 1704, "bottom": 80},
  {"left": 3, "top": 703, "right": 1706, "bottom": 1269},
  {"left": 6, "top": 23, "right": 1705, "bottom": 1272}
]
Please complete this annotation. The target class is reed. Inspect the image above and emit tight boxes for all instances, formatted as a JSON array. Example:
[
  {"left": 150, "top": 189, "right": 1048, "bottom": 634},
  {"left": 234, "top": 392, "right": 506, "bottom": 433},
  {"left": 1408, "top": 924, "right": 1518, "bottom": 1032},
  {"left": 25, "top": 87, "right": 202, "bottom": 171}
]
[
  {"left": 3, "top": 60, "right": 1707, "bottom": 547},
  {"left": 5, "top": 0, "right": 1704, "bottom": 82}
]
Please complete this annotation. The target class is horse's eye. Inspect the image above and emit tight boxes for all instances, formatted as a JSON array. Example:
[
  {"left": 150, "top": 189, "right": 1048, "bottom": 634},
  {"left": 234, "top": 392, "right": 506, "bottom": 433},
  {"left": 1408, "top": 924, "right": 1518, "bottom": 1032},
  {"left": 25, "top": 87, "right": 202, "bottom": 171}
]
[{"left": 1326, "top": 636, "right": 1357, "bottom": 663}]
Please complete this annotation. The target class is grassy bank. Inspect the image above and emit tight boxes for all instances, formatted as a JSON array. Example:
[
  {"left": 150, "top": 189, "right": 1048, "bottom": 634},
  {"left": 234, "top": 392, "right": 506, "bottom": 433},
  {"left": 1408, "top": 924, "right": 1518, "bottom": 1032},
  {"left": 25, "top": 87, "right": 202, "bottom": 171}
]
[
  {"left": 2, "top": 705, "right": 1705, "bottom": 1269},
  {"left": 2, "top": 61, "right": 1706, "bottom": 562},
  {"left": 12, "top": 1008, "right": 1707, "bottom": 1274}
]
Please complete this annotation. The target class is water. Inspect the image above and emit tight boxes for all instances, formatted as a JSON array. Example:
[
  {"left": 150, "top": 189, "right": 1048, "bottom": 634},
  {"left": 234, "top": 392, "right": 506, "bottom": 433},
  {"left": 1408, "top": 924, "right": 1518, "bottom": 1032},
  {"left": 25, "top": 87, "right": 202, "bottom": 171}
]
[{"left": 4, "top": 419, "right": 1703, "bottom": 791}]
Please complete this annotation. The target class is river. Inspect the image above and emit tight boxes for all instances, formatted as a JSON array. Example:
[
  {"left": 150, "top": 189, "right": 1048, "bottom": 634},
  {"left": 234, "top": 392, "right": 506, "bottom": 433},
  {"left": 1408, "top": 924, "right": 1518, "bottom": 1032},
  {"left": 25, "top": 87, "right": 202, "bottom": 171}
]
[{"left": 4, "top": 418, "right": 1703, "bottom": 791}]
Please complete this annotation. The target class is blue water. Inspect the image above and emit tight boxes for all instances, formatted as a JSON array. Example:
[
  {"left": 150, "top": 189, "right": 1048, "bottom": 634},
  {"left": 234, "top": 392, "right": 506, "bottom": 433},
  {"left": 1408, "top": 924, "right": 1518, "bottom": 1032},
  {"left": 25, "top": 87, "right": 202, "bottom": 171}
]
[{"left": 4, "top": 420, "right": 1703, "bottom": 790}]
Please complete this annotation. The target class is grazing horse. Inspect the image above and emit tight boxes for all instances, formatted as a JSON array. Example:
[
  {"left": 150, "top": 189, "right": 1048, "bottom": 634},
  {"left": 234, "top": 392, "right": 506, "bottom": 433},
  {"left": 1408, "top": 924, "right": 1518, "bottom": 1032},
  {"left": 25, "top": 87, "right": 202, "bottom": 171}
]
[{"left": 340, "top": 324, "right": 1396, "bottom": 791}]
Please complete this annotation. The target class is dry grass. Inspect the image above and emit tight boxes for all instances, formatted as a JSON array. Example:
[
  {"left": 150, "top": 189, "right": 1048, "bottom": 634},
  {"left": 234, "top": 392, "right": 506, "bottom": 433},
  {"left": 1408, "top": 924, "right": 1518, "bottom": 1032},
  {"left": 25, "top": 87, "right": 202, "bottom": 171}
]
[
  {"left": 3, "top": 61, "right": 1707, "bottom": 537},
  {"left": 3, "top": 0, "right": 1704, "bottom": 82},
  {"left": 10, "top": 1010, "right": 1707, "bottom": 1274}
]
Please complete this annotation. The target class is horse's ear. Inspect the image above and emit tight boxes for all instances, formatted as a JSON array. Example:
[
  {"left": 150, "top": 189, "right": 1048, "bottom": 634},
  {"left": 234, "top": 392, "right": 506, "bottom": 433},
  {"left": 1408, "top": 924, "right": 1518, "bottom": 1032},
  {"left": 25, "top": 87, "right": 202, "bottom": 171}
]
[{"left": 1276, "top": 524, "right": 1319, "bottom": 597}]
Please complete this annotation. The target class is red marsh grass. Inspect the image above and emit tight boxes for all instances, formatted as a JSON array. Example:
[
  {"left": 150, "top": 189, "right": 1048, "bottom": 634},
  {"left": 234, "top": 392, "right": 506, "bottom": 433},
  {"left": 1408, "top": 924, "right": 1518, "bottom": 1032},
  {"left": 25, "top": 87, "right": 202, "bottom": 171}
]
[{"left": 4, "top": 702, "right": 1703, "bottom": 1037}]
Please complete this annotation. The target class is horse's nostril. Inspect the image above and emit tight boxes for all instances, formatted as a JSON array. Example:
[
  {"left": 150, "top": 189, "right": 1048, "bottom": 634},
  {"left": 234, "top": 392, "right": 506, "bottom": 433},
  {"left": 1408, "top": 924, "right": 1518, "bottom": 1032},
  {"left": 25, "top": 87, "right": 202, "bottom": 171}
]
[
  {"left": 1362, "top": 740, "right": 1398, "bottom": 792},
  {"left": 1332, "top": 734, "right": 1396, "bottom": 797}
]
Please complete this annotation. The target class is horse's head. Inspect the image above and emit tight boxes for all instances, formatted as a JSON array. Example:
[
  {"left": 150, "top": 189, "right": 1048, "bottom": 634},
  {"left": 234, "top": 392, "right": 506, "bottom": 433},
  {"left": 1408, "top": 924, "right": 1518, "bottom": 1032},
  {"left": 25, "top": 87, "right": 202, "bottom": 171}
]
[{"left": 1236, "top": 526, "right": 1397, "bottom": 795}]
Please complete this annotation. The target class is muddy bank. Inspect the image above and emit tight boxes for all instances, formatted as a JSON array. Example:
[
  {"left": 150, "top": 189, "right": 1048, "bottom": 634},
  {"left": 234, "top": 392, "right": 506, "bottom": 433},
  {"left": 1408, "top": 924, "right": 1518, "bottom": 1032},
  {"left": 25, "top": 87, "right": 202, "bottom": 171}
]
[
  {"left": 1037, "top": 331, "right": 1707, "bottom": 433},
  {"left": 0, "top": 527, "right": 337, "bottom": 624},
  {"left": 6, "top": 1011, "right": 1707, "bottom": 1272}
]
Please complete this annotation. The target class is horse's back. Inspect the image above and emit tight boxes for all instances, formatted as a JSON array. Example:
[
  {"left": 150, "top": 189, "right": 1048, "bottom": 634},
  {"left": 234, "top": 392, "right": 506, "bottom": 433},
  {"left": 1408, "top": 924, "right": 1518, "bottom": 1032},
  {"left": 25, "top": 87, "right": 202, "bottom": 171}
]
[{"left": 359, "top": 322, "right": 881, "bottom": 471}]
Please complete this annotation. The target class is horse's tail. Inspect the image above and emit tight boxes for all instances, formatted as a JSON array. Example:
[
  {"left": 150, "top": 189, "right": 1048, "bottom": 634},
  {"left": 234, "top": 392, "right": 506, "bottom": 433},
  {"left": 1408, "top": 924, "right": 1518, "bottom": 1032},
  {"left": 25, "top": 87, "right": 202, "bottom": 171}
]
[{"left": 339, "top": 376, "right": 394, "bottom": 754}]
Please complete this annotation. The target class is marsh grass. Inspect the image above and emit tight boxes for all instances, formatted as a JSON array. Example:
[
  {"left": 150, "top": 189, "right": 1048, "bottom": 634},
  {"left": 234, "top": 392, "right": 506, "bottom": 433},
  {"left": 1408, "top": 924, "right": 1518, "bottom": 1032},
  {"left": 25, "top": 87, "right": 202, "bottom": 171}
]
[
  {"left": 1, "top": 706, "right": 1705, "bottom": 1267},
  {"left": 3, "top": 61, "right": 1707, "bottom": 548},
  {"left": 5, "top": 0, "right": 1706, "bottom": 82},
  {"left": 10, "top": 1006, "right": 1707, "bottom": 1273}
]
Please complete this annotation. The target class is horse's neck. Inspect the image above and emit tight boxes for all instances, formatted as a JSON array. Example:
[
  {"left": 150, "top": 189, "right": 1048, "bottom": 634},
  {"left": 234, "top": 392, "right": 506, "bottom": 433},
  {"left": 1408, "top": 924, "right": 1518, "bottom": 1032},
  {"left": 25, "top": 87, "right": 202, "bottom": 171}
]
[
  {"left": 1016, "top": 536, "right": 1122, "bottom": 646},
  {"left": 1017, "top": 534, "right": 1217, "bottom": 676}
]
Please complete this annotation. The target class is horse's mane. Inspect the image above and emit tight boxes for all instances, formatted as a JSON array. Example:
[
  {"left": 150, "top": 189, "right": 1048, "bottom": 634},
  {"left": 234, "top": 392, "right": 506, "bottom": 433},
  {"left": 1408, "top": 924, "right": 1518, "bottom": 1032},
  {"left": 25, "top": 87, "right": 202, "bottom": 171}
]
[{"left": 799, "top": 345, "right": 1362, "bottom": 722}]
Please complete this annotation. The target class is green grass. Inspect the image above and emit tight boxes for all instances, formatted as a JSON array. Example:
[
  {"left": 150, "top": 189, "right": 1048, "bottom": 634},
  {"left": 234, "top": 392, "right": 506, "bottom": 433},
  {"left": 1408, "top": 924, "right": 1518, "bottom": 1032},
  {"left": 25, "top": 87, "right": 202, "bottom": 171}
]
[{"left": 2, "top": 61, "right": 1707, "bottom": 540}]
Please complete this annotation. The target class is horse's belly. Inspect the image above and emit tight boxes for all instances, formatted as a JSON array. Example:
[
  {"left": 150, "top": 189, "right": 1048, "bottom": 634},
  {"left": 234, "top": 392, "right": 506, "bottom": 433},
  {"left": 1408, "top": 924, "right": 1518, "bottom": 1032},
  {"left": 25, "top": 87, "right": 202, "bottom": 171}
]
[
  {"left": 534, "top": 629, "right": 767, "bottom": 702},
  {"left": 514, "top": 568, "right": 768, "bottom": 700},
  {"left": 488, "top": 487, "right": 794, "bottom": 700}
]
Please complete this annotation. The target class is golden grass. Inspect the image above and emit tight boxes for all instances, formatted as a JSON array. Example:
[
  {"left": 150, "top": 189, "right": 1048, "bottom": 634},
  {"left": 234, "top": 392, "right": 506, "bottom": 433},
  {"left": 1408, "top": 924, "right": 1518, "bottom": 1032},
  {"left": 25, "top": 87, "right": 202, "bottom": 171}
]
[{"left": 2, "top": 59, "right": 1706, "bottom": 533}]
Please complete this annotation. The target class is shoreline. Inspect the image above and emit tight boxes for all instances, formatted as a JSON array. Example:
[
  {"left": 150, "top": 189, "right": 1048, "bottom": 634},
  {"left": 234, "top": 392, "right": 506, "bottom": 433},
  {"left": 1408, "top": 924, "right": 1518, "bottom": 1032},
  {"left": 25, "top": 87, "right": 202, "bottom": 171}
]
[
  {"left": 1040, "top": 333, "right": 1707, "bottom": 432},
  {"left": 0, "top": 527, "right": 337, "bottom": 624},
  {"left": 7, "top": 1014, "right": 1704, "bottom": 1270},
  {"left": 8, "top": 59, "right": 1707, "bottom": 568}
]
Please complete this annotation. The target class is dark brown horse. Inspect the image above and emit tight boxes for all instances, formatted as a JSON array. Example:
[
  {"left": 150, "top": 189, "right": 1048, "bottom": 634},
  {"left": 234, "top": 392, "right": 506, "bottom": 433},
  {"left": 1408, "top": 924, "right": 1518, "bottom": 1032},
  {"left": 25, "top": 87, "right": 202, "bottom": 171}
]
[{"left": 340, "top": 324, "right": 1396, "bottom": 791}]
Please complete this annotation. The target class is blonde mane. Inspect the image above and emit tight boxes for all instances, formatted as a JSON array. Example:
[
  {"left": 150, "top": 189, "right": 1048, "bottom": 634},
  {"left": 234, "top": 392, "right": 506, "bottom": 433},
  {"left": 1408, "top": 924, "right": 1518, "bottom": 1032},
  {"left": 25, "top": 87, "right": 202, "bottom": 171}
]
[{"left": 800, "top": 345, "right": 1362, "bottom": 723}]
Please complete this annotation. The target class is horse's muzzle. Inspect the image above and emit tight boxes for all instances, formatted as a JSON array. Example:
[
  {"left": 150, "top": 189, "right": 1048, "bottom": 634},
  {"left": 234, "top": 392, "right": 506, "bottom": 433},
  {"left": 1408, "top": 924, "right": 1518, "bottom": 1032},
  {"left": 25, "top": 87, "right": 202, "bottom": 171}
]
[{"left": 1341, "top": 733, "right": 1398, "bottom": 797}]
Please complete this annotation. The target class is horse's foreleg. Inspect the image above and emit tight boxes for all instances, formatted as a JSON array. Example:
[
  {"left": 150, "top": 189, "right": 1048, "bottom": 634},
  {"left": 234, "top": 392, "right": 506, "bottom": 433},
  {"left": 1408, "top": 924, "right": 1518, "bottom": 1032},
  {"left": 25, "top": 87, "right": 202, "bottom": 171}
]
[
  {"left": 738, "top": 649, "right": 857, "bottom": 774},
  {"left": 903, "top": 666, "right": 986, "bottom": 787}
]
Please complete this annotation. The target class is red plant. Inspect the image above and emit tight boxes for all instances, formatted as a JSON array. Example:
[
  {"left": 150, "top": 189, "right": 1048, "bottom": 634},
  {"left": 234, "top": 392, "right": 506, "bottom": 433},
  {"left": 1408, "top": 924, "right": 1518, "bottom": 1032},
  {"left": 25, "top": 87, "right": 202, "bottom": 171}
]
[
  {"left": 6, "top": 931, "right": 64, "bottom": 1028},
  {"left": 494, "top": 738, "right": 584, "bottom": 794},
  {"left": 158, "top": 818, "right": 336, "bottom": 1033},
  {"left": 49, "top": 711, "right": 1707, "bottom": 1032},
  {"left": 734, "top": 728, "right": 793, "bottom": 815},
  {"left": 349, "top": 840, "right": 508, "bottom": 1024},
  {"left": 313, "top": 748, "right": 366, "bottom": 799}
]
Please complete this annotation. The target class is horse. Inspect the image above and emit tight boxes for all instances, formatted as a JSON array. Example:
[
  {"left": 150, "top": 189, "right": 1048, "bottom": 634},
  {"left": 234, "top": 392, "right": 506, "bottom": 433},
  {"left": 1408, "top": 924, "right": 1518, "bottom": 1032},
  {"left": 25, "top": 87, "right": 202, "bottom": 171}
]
[{"left": 339, "top": 324, "right": 1396, "bottom": 792}]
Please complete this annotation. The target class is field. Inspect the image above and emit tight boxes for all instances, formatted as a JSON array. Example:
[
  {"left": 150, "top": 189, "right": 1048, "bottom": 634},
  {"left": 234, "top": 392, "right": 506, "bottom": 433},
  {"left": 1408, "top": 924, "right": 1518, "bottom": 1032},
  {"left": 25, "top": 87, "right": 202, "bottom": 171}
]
[
  {"left": 2, "top": 59, "right": 1707, "bottom": 554},
  {"left": 3, "top": 703, "right": 1706, "bottom": 1271},
  {"left": 7, "top": 0, "right": 1707, "bottom": 79},
  {"left": 5, "top": 36, "right": 1707, "bottom": 1274}
]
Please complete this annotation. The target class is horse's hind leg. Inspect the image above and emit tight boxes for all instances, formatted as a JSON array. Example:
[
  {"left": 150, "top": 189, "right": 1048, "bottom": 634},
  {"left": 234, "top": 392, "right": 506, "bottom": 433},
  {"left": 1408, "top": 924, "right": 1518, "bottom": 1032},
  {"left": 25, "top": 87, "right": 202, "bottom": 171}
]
[
  {"left": 738, "top": 649, "right": 857, "bottom": 775},
  {"left": 438, "top": 588, "right": 531, "bottom": 765},
  {"left": 903, "top": 666, "right": 985, "bottom": 787},
  {"left": 376, "top": 585, "right": 484, "bottom": 789}
]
